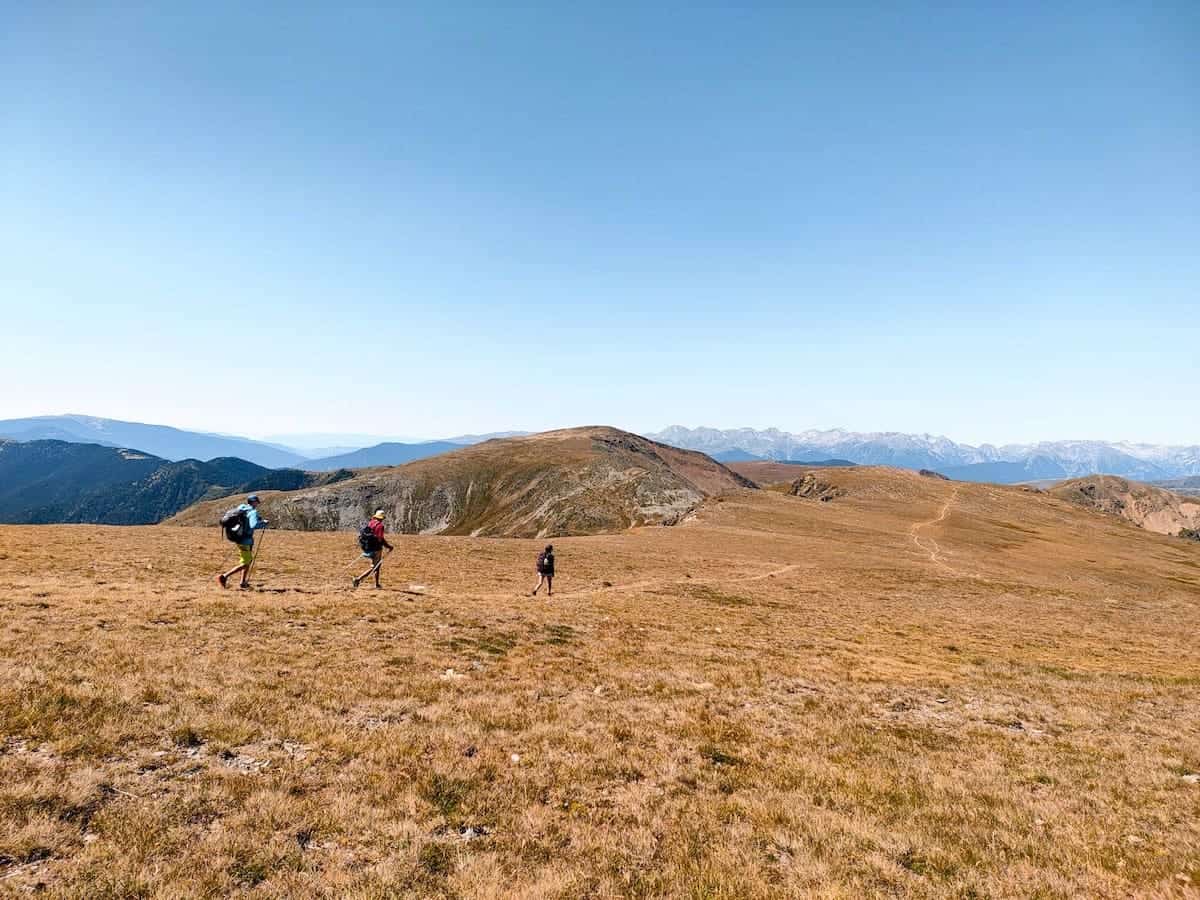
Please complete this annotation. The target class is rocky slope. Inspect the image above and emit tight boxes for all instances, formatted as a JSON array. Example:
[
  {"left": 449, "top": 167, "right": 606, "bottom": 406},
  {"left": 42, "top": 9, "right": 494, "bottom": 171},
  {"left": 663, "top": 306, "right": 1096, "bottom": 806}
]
[
  {"left": 170, "top": 427, "right": 753, "bottom": 537},
  {"left": 1049, "top": 476, "right": 1200, "bottom": 537}
]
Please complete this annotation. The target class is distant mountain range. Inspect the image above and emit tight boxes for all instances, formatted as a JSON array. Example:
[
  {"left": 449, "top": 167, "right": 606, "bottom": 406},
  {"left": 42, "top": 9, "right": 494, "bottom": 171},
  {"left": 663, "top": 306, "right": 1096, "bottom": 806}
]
[
  {"left": 935, "top": 457, "right": 1071, "bottom": 484},
  {"left": 262, "top": 430, "right": 529, "bottom": 451},
  {"left": 0, "top": 416, "right": 533, "bottom": 468},
  {"left": 260, "top": 432, "right": 426, "bottom": 452},
  {"left": 0, "top": 415, "right": 308, "bottom": 469},
  {"left": 299, "top": 436, "right": 532, "bottom": 470},
  {"left": 3, "top": 414, "right": 1196, "bottom": 497},
  {"left": 710, "top": 448, "right": 858, "bottom": 467},
  {"left": 0, "top": 440, "right": 349, "bottom": 524},
  {"left": 647, "top": 426, "right": 1200, "bottom": 483},
  {"left": 305, "top": 441, "right": 464, "bottom": 471},
  {"left": 441, "top": 431, "right": 532, "bottom": 444}
]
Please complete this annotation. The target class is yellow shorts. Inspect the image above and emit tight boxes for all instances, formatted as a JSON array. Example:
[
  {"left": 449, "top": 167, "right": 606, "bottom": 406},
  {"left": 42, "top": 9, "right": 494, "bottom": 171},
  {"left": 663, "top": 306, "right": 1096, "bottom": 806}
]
[{"left": 237, "top": 545, "right": 254, "bottom": 566}]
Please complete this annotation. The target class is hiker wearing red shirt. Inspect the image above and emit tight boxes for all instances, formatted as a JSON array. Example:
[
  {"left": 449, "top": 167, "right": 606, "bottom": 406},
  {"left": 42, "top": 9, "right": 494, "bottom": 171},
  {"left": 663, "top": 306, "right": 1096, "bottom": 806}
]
[{"left": 353, "top": 509, "right": 394, "bottom": 589}]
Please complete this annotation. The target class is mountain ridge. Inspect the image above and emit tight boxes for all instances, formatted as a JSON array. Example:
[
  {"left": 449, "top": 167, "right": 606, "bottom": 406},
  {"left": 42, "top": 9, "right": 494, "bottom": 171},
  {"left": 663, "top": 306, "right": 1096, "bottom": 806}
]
[
  {"left": 170, "top": 426, "right": 752, "bottom": 538},
  {"left": 0, "top": 440, "right": 347, "bottom": 525}
]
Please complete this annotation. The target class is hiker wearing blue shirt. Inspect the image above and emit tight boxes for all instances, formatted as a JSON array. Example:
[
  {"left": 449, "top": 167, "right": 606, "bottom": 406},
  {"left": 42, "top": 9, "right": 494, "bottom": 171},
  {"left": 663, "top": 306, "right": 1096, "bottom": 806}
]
[{"left": 217, "top": 494, "right": 270, "bottom": 589}]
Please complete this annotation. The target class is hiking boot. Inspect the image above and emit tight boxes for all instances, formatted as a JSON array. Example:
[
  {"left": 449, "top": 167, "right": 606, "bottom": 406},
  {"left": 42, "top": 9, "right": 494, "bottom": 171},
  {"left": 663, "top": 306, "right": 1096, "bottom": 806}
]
[
  {"left": 351, "top": 577, "right": 360, "bottom": 589},
  {"left": 239, "top": 582, "right": 250, "bottom": 590},
  {"left": 217, "top": 574, "right": 227, "bottom": 589}
]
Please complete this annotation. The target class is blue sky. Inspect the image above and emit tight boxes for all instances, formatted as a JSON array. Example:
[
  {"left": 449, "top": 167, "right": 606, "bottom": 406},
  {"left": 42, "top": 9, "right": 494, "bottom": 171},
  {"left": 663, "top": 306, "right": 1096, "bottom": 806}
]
[{"left": 2, "top": 2, "right": 1196, "bottom": 445}]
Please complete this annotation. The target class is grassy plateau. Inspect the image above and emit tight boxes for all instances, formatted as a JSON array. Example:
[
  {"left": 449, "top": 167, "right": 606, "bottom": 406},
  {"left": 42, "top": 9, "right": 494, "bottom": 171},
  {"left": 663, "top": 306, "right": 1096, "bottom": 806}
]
[{"left": 0, "top": 467, "right": 1197, "bottom": 897}]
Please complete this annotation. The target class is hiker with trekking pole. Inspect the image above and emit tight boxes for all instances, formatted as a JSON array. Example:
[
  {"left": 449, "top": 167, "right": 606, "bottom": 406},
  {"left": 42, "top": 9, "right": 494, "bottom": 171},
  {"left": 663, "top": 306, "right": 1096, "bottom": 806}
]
[
  {"left": 353, "top": 509, "right": 394, "bottom": 589},
  {"left": 217, "top": 494, "right": 270, "bottom": 590}
]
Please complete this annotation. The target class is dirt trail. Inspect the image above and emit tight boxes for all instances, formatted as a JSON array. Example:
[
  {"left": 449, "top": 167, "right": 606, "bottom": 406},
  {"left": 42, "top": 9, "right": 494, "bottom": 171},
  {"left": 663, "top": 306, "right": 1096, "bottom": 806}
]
[
  {"left": 909, "top": 487, "right": 972, "bottom": 577},
  {"left": 440, "top": 562, "right": 805, "bottom": 602}
]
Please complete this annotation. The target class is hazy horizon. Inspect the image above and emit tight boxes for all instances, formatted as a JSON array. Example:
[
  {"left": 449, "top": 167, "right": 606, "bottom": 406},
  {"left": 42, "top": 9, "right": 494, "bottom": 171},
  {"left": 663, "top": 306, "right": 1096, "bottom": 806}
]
[
  {"left": 3, "top": 4, "right": 1196, "bottom": 444},
  {"left": 1, "top": 410, "right": 1197, "bottom": 452}
]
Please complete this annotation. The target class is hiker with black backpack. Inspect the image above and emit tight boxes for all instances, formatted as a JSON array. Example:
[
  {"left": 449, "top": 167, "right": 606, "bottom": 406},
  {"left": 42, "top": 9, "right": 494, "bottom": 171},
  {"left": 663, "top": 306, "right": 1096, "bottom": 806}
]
[
  {"left": 531, "top": 544, "right": 555, "bottom": 597},
  {"left": 353, "top": 509, "right": 394, "bottom": 589},
  {"left": 217, "top": 494, "right": 269, "bottom": 589}
]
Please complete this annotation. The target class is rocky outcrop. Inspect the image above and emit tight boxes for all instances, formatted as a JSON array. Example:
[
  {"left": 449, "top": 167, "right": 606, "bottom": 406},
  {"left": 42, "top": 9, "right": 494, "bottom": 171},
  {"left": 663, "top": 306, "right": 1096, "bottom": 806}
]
[
  {"left": 788, "top": 473, "right": 846, "bottom": 502},
  {"left": 1049, "top": 476, "right": 1200, "bottom": 537}
]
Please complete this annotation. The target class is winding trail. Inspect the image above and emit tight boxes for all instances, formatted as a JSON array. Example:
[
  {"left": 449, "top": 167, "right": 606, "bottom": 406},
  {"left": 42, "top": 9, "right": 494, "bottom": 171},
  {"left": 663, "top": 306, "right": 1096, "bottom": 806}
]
[{"left": 909, "top": 487, "right": 964, "bottom": 576}]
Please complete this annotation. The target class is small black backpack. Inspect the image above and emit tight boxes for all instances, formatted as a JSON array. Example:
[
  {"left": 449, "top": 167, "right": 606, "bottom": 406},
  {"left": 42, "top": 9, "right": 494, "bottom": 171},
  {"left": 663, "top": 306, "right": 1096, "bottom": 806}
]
[
  {"left": 537, "top": 551, "right": 553, "bottom": 574},
  {"left": 220, "top": 507, "right": 249, "bottom": 543},
  {"left": 359, "top": 523, "right": 382, "bottom": 553}
]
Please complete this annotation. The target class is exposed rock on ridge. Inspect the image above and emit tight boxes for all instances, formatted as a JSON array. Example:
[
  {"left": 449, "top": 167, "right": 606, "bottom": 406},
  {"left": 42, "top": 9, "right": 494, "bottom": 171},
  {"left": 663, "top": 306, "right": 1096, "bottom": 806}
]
[
  {"left": 1049, "top": 476, "right": 1200, "bottom": 537},
  {"left": 788, "top": 473, "right": 846, "bottom": 502}
]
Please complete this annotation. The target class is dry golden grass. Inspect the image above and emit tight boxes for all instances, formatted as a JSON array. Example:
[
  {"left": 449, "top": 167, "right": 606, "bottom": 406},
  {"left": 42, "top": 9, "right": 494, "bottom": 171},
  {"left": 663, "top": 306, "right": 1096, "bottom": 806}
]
[{"left": 1, "top": 468, "right": 1198, "bottom": 898}]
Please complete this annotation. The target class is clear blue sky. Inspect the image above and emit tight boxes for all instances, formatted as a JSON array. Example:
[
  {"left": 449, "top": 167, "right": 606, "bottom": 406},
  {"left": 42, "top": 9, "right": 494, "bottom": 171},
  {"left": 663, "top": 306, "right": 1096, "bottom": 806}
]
[{"left": 2, "top": 2, "right": 1196, "bottom": 445}]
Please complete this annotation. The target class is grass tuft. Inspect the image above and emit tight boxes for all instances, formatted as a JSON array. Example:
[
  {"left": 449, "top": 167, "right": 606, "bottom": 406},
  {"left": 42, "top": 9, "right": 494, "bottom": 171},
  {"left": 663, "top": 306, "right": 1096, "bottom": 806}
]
[
  {"left": 418, "top": 841, "right": 454, "bottom": 877},
  {"left": 699, "top": 744, "right": 743, "bottom": 767},
  {"left": 420, "top": 773, "right": 474, "bottom": 821},
  {"left": 169, "top": 725, "right": 203, "bottom": 747}
]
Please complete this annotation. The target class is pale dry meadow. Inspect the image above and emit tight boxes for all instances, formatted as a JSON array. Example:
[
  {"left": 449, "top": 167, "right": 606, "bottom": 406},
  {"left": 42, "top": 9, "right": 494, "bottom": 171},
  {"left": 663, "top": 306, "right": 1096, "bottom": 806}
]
[{"left": 0, "top": 469, "right": 1197, "bottom": 897}]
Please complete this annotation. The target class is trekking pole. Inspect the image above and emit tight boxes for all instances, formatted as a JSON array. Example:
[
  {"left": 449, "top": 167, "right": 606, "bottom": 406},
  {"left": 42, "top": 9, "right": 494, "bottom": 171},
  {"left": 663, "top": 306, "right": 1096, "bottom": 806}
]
[
  {"left": 246, "top": 526, "right": 268, "bottom": 583},
  {"left": 362, "top": 557, "right": 384, "bottom": 581},
  {"left": 352, "top": 547, "right": 391, "bottom": 588}
]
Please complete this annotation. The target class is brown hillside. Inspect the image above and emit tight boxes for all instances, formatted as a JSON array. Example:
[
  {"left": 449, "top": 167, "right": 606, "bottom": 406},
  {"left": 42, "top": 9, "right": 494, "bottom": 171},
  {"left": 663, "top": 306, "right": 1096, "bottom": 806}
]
[
  {"left": 168, "top": 426, "right": 753, "bottom": 538},
  {"left": 1049, "top": 474, "right": 1200, "bottom": 536},
  {"left": 1, "top": 466, "right": 1198, "bottom": 896}
]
